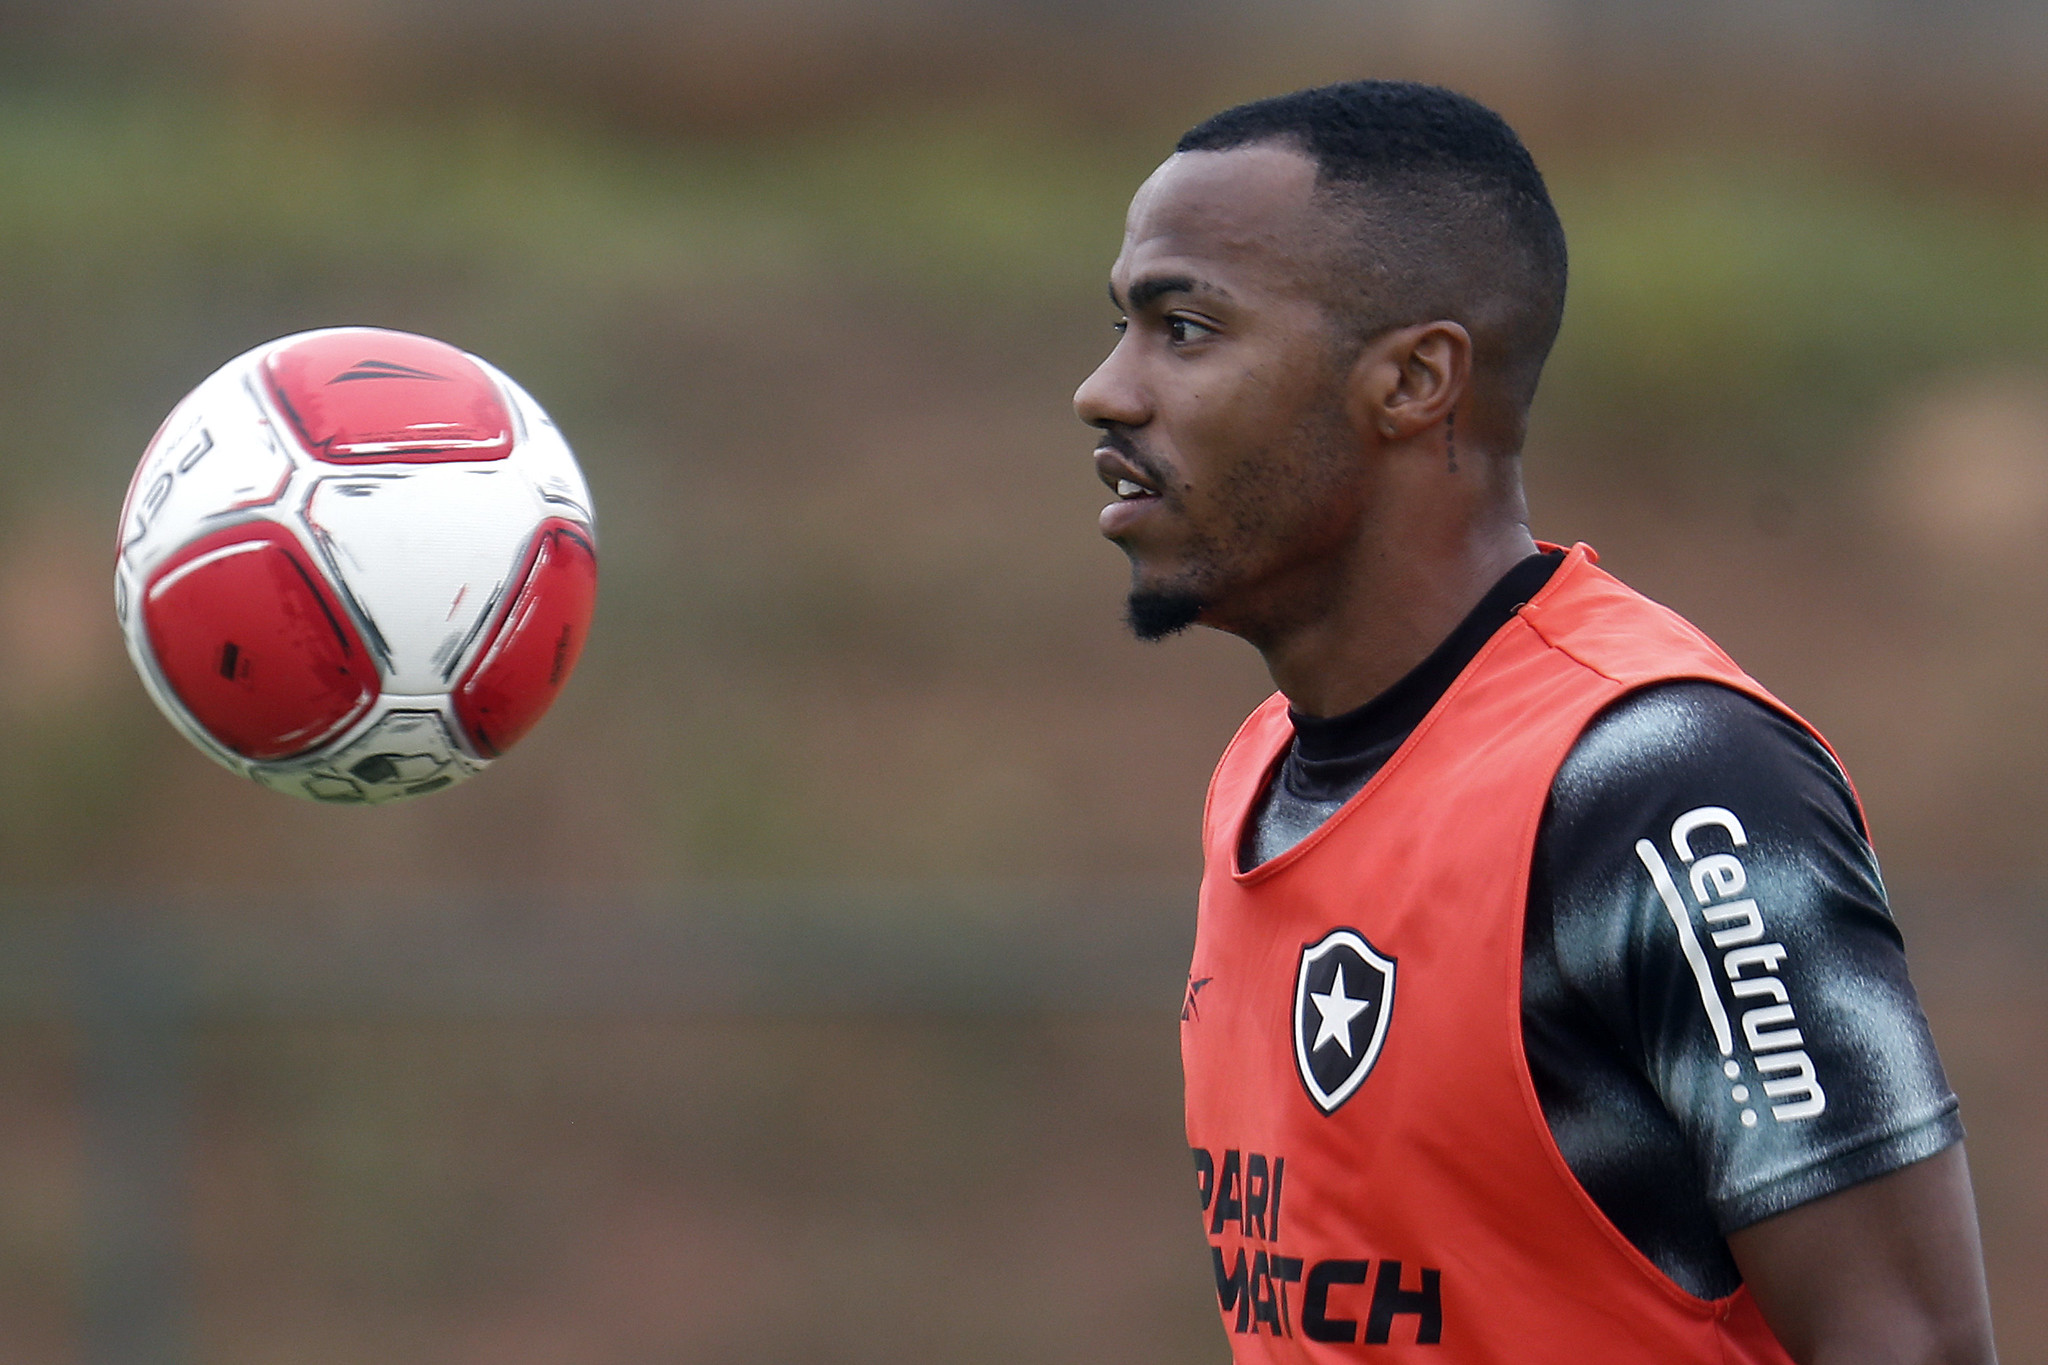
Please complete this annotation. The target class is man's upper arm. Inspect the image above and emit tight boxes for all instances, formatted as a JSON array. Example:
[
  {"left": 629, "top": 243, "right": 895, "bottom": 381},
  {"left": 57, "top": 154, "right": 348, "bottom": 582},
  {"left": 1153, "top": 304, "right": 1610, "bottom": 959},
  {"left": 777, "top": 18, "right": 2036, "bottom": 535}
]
[
  {"left": 1537, "top": 681, "right": 1992, "bottom": 1355},
  {"left": 1729, "top": 1144, "right": 1996, "bottom": 1364}
]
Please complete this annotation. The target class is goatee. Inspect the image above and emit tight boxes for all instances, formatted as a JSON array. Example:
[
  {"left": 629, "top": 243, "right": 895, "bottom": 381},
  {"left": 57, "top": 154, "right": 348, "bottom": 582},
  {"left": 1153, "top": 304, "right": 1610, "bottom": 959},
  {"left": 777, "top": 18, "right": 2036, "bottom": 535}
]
[{"left": 1126, "top": 588, "right": 1205, "bottom": 641}]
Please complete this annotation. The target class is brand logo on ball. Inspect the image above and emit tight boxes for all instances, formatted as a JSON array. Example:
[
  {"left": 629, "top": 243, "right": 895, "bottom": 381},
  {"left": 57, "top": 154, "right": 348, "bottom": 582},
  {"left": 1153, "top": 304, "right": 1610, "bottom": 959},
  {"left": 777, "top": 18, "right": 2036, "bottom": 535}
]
[
  {"left": 1294, "top": 928, "right": 1395, "bottom": 1115},
  {"left": 328, "top": 358, "right": 449, "bottom": 384}
]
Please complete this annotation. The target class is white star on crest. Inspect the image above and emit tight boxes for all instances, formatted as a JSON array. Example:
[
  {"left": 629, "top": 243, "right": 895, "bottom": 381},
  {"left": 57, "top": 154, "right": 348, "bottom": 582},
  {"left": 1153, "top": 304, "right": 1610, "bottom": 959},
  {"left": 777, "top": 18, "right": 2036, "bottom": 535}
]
[{"left": 1309, "top": 965, "right": 1373, "bottom": 1056}]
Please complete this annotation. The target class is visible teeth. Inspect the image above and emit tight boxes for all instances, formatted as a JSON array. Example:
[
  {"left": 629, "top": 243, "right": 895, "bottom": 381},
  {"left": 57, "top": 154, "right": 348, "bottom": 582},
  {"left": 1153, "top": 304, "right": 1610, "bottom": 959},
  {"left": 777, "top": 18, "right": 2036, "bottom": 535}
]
[{"left": 1116, "top": 479, "right": 1147, "bottom": 498}]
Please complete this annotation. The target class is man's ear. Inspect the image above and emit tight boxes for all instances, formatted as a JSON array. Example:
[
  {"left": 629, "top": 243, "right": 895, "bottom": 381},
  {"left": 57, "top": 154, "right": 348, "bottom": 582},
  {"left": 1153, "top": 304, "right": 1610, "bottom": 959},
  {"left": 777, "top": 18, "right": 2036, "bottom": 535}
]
[{"left": 1350, "top": 321, "right": 1472, "bottom": 441}]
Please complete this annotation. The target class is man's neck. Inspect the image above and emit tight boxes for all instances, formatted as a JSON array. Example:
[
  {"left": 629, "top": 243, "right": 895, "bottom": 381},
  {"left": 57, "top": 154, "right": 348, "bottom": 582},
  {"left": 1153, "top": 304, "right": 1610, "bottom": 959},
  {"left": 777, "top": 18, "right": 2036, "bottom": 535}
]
[{"left": 1257, "top": 517, "right": 1539, "bottom": 718}]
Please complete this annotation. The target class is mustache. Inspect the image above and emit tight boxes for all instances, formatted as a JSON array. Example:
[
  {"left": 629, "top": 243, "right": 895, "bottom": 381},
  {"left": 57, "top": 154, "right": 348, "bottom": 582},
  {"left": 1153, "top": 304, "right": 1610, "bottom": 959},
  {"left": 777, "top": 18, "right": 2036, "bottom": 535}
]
[{"left": 1093, "top": 424, "right": 1170, "bottom": 488}]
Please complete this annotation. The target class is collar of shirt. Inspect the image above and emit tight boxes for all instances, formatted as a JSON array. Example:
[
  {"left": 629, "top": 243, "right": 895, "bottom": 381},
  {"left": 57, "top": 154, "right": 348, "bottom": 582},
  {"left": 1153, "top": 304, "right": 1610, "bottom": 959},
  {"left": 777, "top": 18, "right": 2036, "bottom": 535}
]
[{"left": 1284, "top": 549, "right": 1564, "bottom": 795}]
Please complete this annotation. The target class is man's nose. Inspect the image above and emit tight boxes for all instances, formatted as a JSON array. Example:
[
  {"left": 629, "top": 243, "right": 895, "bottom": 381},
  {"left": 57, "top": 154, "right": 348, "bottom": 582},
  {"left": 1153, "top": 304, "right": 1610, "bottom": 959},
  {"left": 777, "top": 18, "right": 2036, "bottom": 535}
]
[{"left": 1074, "top": 341, "right": 1148, "bottom": 431}]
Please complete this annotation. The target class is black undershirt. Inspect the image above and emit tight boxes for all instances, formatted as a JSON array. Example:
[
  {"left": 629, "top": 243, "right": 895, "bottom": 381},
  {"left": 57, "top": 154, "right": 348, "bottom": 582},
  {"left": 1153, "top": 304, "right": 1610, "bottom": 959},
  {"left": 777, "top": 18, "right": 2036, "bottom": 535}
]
[{"left": 1242, "top": 552, "right": 1963, "bottom": 1299}]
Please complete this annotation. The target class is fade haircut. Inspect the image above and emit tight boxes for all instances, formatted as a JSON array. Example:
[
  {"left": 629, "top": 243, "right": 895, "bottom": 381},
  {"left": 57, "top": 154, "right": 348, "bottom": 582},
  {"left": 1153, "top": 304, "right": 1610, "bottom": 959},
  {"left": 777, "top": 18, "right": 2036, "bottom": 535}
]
[{"left": 1178, "top": 81, "right": 1568, "bottom": 438}]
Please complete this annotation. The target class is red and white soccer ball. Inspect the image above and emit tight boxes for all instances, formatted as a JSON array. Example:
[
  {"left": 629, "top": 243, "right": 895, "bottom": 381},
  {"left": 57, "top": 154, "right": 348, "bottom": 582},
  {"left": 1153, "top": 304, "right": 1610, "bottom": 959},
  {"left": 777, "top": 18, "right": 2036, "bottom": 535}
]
[{"left": 115, "top": 326, "right": 598, "bottom": 804}]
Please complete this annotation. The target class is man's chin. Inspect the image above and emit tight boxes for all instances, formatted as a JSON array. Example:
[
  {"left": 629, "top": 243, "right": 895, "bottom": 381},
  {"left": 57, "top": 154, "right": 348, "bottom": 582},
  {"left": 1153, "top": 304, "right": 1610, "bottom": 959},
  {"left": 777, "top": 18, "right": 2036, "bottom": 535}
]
[{"left": 1126, "top": 588, "right": 1207, "bottom": 641}]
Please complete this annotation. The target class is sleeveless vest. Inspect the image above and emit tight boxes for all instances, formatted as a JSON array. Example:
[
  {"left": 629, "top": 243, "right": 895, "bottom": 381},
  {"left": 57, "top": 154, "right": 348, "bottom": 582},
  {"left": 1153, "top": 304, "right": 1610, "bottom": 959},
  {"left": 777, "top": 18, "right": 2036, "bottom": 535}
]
[{"left": 1181, "top": 543, "right": 1807, "bottom": 1363}]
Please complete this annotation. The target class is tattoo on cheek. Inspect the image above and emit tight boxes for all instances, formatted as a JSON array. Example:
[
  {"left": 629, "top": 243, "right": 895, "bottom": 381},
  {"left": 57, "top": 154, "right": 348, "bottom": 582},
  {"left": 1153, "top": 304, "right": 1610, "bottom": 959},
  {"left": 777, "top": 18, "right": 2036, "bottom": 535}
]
[{"left": 1446, "top": 407, "right": 1458, "bottom": 474}]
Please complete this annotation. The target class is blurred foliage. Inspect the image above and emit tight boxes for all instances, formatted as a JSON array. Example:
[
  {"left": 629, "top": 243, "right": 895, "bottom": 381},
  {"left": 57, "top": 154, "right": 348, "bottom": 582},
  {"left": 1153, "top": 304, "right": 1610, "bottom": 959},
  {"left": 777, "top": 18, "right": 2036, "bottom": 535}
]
[
  {"left": 0, "top": 83, "right": 1136, "bottom": 306},
  {"left": 4, "top": 80, "right": 2048, "bottom": 475},
  {"left": 0, "top": 51, "right": 2042, "bottom": 1365},
  {"left": 0, "top": 81, "right": 1155, "bottom": 884},
  {"left": 1549, "top": 156, "right": 2048, "bottom": 465},
  {"left": 4, "top": 77, "right": 2048, "bottom": 884},
  {"left": 0, "top": 83, "right": 1138, "bottom": 519}
]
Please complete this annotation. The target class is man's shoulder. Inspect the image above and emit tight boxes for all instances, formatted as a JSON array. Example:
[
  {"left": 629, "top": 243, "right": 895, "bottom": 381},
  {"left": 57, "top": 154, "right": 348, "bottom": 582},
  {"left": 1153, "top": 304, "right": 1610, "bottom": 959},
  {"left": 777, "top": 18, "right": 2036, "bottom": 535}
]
[
  {"left": 1549, "top": 680, "right": 1853, "bottom": 834},
  {"left": 1519, "top": 549, "right": 1752, "bottom": 692}
]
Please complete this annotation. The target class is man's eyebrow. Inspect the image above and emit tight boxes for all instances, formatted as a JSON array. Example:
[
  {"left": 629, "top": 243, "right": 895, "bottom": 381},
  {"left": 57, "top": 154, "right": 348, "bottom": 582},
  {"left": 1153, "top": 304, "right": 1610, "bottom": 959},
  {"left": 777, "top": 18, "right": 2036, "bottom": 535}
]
[{"left": 1110, "top": 274, "right": 1221, "bottom": 313}]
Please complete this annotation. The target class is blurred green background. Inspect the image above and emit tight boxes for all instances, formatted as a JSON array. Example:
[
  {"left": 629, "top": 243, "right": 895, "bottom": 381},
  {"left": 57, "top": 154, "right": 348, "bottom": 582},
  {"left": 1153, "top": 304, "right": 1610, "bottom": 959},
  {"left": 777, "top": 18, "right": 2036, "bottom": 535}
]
[{"left": 0, "top": 1, "right": 2044, "bottom": 1360}]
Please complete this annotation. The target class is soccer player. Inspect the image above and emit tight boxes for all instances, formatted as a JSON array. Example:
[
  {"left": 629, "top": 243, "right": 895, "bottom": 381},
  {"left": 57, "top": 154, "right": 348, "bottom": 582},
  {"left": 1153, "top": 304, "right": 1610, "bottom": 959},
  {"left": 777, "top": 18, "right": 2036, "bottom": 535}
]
[{"left": 1075, "top": 82, "right": 1996, "bottom": 1363}]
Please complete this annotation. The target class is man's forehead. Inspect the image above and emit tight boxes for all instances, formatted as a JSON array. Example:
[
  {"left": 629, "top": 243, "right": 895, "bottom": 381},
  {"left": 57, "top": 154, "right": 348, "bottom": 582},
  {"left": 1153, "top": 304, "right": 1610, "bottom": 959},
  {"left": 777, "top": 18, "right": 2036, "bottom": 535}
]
[{"left": 1114, "top": 144, "right": 1327, "bottom": 295}]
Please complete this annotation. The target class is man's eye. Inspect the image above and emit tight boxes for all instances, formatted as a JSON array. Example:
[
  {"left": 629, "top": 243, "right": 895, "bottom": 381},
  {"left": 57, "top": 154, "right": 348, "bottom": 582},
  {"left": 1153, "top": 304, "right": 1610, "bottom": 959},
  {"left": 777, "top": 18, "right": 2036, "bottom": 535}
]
[{"left": 1167, "top": 317, "right": 1214, "bottom": 344}]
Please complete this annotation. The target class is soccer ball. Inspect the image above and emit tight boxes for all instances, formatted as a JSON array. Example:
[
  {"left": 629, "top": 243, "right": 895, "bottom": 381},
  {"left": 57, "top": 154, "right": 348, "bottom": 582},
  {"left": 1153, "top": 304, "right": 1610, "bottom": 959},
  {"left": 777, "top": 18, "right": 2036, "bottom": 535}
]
[{"left": 114, "top": 327, "right": 598, "bottom": 805}]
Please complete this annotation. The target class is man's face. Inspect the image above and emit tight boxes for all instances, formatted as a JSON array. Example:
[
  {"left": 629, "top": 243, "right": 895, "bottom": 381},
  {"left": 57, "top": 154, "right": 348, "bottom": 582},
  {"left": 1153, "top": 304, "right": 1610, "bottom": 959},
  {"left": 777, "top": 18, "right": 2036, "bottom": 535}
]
[{"left": 1074, "top": 144, "right": 1365, "bottom": 642}]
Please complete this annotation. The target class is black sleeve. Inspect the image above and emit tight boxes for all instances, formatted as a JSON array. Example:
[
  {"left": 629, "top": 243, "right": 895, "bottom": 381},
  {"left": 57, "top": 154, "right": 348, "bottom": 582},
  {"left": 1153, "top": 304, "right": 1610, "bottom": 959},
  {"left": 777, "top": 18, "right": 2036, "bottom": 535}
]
[{"left": 1527, "top": 682, "right": 1962, "bottom": 1254}]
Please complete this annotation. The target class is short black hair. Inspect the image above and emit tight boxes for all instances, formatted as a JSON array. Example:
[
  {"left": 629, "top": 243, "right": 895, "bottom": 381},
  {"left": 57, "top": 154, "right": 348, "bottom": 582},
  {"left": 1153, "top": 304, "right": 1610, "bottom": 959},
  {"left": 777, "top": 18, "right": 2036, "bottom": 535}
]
[{"left": 1178, "top": 81, "right": 1567, "bottom": 432}]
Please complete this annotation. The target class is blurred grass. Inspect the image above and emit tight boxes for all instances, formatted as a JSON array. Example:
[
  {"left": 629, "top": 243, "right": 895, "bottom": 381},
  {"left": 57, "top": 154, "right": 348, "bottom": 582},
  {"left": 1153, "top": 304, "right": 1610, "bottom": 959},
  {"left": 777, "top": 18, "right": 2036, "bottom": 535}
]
[
  {"left": 0, "top": 66, "right": 2041, "bottom": 1365},
  {"left": 1549, "top": 156, "right": 2048, "bottom": 463},
  {"left": 0, "top": 82, "right": 1147, "bottom": 530},
  {"left": 5, "top": 78, "right": 2048, "bottom": 884},
  {"left": 4, "top": 81, "right": 2048, "bottom": 469},
  {"left": 0, "top": 84, "right": 1138, "bottom": 299}
]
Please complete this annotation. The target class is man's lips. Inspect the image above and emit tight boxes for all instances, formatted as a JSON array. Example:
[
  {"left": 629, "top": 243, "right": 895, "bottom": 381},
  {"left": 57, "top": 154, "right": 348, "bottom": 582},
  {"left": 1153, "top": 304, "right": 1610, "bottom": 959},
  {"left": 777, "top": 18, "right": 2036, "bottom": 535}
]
[
  {"left": 1092, "top": 443, "right": 1160, "bottom": 500},
  {"left": 1093, "top": 442, "right": 1162, "bottom": 537}
]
